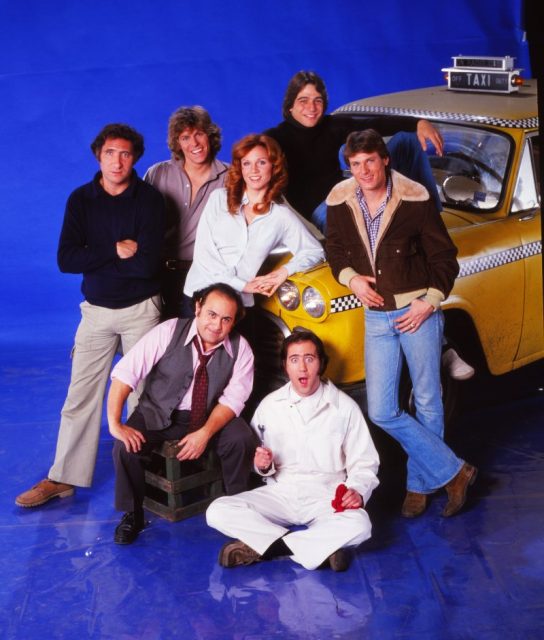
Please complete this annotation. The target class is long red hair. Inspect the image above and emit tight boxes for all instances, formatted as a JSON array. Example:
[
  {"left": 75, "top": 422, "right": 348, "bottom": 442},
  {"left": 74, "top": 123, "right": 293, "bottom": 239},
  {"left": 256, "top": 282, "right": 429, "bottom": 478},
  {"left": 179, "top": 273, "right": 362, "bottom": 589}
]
[{"left": 226, "top": 134, "right": 288, "bottom": 214}]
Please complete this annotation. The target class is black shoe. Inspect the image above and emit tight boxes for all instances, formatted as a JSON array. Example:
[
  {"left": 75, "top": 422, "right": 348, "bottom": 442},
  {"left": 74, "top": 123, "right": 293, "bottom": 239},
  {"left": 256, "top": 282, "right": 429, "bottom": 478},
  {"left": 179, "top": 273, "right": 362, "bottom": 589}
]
[
  {"left": 328, "top": 548, "right": 350, "bottom": 572},
  {"left": 114, "top": 511, "right": 144, "bottom": 545}
]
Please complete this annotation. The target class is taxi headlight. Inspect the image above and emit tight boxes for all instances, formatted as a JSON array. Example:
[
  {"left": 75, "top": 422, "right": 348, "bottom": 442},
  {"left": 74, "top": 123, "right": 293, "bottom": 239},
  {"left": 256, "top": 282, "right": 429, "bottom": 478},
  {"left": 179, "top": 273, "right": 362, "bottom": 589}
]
[
  {"left": 302, "top": 286, "right": 326, "bottom": 318},
  {"left": 277, "top": 281, "right": 300, "bottom": 311}
]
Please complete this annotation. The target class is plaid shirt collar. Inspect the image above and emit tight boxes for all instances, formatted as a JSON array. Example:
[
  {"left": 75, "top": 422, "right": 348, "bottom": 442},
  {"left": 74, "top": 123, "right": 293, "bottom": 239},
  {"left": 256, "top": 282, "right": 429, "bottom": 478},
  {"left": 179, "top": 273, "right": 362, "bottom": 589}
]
[{"left": 356, "top": 175, "right": 392, "bottom": 256}]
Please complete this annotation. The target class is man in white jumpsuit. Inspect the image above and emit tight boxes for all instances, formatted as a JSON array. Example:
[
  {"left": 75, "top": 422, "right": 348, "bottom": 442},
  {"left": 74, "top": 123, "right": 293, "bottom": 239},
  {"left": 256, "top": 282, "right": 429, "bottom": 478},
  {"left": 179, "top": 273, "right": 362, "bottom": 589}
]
[{"left": 206, "top": 330, "right": 379, "bottom": 571}]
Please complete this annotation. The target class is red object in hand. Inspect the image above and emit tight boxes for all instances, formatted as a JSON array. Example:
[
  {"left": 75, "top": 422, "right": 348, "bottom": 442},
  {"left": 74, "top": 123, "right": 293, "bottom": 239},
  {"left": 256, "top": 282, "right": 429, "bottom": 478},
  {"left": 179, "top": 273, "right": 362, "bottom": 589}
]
[{"left": 331, "top": 483, "right": 349, "bottom": 512}]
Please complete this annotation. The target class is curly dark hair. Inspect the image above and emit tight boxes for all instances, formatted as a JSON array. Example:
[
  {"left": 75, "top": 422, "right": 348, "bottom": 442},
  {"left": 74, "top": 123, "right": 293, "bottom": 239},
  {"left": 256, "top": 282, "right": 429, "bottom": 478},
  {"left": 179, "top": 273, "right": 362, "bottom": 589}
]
[
  {"left": 90, "top": 124, "right": 144, "bottom": 161},
  {"left": 282, "top": 70, "right": 328, "bottom": 120},
  {"left": 167, "top": 106, "right": 221, "bottom": 161},
  {"left": 225, "top": 134, "right": 287, "bottom": 215},
  {"left": 280, "top": 328, "right": 329, "bottom": 376}
]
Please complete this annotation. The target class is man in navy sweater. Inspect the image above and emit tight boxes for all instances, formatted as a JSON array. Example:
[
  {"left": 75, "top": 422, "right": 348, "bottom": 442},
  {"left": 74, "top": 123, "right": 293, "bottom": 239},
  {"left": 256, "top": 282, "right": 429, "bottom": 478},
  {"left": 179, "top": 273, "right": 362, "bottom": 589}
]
[{"left": 16, "top": 124, "right": 165, "bottom": 508}]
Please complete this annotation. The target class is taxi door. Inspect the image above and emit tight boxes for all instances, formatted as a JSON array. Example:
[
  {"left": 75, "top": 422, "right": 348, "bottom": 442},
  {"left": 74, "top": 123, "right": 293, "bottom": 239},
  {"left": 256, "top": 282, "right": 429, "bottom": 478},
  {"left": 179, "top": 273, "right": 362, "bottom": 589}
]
[{"left": 511, "top": 133, "right": 544, "bottom": 364}]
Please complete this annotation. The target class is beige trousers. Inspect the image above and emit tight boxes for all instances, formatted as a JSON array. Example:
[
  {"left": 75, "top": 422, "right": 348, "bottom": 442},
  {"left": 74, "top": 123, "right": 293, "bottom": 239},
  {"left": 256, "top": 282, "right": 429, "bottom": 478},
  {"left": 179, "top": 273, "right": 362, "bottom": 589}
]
[{"left": 48, "top": 295, "right": 161, "bottom": 487}]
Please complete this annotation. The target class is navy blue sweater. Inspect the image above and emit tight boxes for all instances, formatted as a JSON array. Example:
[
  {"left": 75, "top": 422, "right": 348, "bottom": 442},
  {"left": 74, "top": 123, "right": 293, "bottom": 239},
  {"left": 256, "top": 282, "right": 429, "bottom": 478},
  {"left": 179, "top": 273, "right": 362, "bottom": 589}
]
[{"left": 57, "top": 172, "right": 165, "bottom": 309}]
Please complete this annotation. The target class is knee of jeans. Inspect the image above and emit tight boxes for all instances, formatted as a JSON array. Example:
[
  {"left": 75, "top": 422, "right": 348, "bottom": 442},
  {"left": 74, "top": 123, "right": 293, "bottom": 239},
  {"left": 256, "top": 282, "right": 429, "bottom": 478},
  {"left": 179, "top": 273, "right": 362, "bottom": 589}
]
[
  {"left": 310, "top": 203, "right": 327, "bottom": 233},
  {"left": 388, "top": 131, "right": 419, "bottom": 152},
  {"left": 368, "top": 405, "right": 403, "bottom": 428}
]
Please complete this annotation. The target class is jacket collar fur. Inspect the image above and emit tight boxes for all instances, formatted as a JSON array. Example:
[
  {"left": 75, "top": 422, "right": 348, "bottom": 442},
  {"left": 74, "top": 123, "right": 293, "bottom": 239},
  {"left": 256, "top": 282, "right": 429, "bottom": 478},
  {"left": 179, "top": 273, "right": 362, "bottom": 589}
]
[
  {"left": 326, "top": 169, "right": 429, "bottom": 207},
  {"left": 326, "top": 170, "right": 430, "bottom": 268}
]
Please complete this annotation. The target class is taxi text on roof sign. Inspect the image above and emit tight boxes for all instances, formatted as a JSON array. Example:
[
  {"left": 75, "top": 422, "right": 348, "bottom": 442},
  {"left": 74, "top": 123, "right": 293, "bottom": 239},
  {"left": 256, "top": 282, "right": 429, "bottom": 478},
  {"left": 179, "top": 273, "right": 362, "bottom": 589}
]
[{"left": 442, "top": 55, "right": 523, "bottom": 94}]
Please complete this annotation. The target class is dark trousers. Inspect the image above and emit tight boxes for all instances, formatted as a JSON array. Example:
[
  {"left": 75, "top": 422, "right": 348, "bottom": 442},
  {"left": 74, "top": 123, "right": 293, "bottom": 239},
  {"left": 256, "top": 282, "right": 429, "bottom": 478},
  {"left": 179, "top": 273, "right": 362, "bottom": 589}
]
[
  {"left": 160, "top": 266, "right": 193, "bottom": 320},
  {"left": 113, "top": 408, "right": 258, "bottom": 512}
]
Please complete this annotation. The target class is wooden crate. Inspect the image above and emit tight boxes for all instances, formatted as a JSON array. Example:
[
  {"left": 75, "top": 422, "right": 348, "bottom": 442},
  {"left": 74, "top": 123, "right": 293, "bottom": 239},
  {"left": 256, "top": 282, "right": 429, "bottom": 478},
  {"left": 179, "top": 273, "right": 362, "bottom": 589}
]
[{"left": 143, "top": 441, "right": 224, "bottom": 522}]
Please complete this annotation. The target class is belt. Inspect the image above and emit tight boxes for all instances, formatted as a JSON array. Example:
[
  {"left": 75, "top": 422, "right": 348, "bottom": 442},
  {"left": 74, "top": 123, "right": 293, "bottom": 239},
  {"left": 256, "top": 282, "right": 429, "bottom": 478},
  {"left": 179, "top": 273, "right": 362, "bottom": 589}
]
[{"left": 165, "top": 259, "right": 192, "bottom": 271}]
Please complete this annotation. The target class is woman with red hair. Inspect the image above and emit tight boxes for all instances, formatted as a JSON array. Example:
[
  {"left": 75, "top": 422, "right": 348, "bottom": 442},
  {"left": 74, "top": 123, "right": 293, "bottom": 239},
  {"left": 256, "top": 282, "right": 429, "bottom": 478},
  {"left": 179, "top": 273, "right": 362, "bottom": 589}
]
[{"left": 184, "top": 134, "right": 324, "bottom": 308}]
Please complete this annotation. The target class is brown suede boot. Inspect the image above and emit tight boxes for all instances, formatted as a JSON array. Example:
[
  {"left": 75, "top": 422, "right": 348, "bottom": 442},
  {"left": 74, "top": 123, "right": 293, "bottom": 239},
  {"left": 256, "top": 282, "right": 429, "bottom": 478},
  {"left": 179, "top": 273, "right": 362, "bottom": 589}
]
[
  {"left": 218, "top": 540, "right": 262, "bottom": 567},
  {"left": 401, "top": 491, "right": 428, "bottom": 518},
  {"left": 442, "top": 463, "right": 478, "bottom": 517}
]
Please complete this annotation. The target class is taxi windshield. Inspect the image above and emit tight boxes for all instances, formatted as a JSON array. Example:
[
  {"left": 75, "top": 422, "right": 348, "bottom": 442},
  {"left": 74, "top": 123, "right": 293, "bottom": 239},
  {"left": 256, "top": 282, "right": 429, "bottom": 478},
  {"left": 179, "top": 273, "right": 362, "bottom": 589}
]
[{"left": 428, "top": 124, "right": 513, "bottom": 212}]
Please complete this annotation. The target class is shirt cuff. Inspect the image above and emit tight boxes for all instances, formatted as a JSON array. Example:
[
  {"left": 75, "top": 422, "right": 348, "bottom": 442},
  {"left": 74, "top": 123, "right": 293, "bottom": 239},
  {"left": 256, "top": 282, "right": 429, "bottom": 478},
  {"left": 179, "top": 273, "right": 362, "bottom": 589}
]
[
  {"left": 254, "top": 462, "right": 276, "bottom": 477},
  {"left": 230, "top": 276, "right": 247, "bottom": 292},
  {"left": 216, "top": 396, "right": 243, "bottom": 418},
  {"left": 423, "top": 288, "right": 444, "bottom": 309},
  {"left": 110, "top": 371, "right": 137, "bottom": 391},
  {"left": 339, "top": 267, "right": 360, "bottom": 288}
]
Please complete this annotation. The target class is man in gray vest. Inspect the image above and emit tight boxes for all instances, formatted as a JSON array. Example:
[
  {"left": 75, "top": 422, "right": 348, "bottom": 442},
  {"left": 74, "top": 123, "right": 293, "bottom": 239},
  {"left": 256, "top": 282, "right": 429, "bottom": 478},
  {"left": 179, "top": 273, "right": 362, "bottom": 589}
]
[{"left": 107, "top": 283, "right": 257, "bottom": 544}]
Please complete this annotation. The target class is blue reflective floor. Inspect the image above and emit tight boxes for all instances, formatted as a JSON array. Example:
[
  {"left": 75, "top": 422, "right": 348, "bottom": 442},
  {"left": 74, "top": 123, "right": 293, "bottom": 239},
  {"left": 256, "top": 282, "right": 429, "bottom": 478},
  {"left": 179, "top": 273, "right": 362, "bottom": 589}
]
[{"left": 2, "top": 337, "right": 544, "bottom": 640}]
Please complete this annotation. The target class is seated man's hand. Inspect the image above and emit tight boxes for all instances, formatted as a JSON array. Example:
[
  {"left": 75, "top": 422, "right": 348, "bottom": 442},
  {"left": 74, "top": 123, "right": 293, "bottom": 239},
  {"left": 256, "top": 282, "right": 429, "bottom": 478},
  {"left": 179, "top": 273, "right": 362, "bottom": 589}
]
[
  {"left": 254, "top": 446, "right": 273, "bottom": 472},
  {"left": 342, "top": 487, "right": 364, "bottom": 510},
  {"left": 109, "top": 422, "right": 146, "bottom": 453},
  {"left": 176, "top": 429, "right": 210, "bottom": 461}
]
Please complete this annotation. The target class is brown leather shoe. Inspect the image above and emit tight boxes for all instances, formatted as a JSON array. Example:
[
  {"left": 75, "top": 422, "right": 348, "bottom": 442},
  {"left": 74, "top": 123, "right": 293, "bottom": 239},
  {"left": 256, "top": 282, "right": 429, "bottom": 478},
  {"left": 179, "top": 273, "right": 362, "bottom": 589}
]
[
  {"left": 442, "top": 463, "right": 478, "bottom": 517},
  {"left": 401, "top": 491, "right": 428, "bottom": 518},
  {"left": 218, "top": 540, "right": 262, "bottom": 568},
  {"left": 15, "top": 479, "right": 75, "bottom": 508}
]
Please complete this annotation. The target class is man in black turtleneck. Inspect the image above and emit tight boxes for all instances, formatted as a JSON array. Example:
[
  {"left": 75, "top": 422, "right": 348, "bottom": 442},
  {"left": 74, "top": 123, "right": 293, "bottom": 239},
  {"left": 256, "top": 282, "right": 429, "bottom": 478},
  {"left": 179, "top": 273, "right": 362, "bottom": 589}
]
[{"left": 264, "top": 70, "right": 443, "bottom": 229}]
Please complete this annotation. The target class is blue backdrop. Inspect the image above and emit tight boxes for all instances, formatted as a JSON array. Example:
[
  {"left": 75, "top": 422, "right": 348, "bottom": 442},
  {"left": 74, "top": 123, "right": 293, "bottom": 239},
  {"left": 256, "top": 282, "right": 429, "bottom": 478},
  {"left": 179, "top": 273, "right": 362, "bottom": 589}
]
[{"left": 0, "top": 0, "right": 530, "bottom": 345}]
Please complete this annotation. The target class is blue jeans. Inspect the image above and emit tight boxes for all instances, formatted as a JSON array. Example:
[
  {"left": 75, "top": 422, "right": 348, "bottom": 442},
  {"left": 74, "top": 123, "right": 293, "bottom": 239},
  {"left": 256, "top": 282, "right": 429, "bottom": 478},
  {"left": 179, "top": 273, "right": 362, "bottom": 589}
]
[
  {"left": 310, "top": 132, "right": 442, "bottom": 233},
  {"left": 364, "top": 307, "right": 462, "bottom": 493}
]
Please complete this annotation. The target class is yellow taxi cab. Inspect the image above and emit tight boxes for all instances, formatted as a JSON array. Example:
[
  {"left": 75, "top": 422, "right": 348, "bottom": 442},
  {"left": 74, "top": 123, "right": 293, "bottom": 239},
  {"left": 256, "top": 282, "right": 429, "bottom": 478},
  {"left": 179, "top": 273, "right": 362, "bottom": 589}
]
[{"left": 254, "top": 60, "right": 542, "bottom": 415}]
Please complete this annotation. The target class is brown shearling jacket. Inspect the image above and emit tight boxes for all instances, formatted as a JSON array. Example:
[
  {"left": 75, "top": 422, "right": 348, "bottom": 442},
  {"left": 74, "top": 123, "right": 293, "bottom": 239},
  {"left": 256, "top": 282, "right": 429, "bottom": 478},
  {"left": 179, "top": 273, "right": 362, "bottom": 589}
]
[{"left": 325, "top": 170, "right": 459, "bottom": 311}]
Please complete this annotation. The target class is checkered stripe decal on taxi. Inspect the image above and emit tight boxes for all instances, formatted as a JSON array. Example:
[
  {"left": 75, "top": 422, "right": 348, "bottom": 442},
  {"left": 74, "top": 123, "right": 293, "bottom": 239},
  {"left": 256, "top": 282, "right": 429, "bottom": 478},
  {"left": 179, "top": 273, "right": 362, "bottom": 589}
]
[
  {"left": 457, "top": 240, "right": 542, "bottom": 278},
  {"left": 329, "top": 240, "right": 542, "bottom": 313},
  {"left": 330, "top": 294, "right": 363, "bottom": 313},
  {"left": 333, "top": 105, "right": 539, "bottom": 130}
]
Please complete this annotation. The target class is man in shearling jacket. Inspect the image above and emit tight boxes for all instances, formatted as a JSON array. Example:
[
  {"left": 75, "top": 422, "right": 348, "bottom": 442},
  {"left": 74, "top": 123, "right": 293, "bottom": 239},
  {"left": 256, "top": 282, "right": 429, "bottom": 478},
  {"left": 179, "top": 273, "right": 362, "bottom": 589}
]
[{"left": 326, "top": 129, "right": 477, "bottom": 520}]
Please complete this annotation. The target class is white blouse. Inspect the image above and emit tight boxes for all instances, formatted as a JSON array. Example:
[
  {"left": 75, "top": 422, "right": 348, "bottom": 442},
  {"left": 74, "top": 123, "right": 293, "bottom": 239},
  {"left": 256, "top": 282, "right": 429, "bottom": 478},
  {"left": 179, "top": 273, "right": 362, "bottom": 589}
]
[{"left": 184, "top": 188, "right": 325, "bottom": 306}]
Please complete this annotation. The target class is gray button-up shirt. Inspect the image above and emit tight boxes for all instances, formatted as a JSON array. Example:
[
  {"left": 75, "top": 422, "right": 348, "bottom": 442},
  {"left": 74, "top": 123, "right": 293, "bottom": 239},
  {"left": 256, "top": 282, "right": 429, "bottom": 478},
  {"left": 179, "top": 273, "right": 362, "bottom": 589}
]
[{"left": 144, "top": 157, "right": 229, "bottom": 261}]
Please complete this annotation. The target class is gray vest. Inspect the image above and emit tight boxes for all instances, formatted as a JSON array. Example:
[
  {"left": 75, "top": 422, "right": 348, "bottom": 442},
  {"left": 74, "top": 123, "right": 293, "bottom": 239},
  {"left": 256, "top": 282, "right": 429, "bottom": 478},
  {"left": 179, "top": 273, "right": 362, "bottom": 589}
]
[{"left": 137, "top": 318, "right": 240, "bottom": 430}]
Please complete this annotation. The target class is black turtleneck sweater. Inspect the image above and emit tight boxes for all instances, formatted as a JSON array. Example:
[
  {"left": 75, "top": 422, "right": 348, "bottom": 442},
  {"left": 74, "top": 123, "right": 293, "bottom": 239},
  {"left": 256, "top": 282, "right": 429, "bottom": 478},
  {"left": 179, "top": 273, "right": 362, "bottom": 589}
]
[{"left": 264, "top": 114, "right": 419, "bottom": 219}]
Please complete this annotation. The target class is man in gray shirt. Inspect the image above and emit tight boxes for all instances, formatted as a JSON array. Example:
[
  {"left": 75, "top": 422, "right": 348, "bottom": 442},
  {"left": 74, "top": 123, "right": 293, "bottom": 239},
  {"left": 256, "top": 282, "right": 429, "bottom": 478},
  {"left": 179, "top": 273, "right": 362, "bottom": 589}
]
[{"left": 145, "top": 106, "right": 228, "bottom": 318}]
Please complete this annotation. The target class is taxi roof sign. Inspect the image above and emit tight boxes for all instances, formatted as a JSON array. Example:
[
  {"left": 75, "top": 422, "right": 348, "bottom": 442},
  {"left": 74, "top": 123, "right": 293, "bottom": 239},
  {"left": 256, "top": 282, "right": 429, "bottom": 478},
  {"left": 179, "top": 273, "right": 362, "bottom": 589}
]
[
  {"left": 442, "top": 56, "right": 523, "bottom": 94},
  {"left": 451, "top": 55, "right": 516, "bottom": 71}
]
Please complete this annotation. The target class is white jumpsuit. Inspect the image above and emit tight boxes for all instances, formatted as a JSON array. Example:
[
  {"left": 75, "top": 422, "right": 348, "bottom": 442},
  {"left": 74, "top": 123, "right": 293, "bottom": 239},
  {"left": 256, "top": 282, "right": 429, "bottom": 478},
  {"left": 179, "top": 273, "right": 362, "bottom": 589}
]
[{"left": 206, "top": 381, "right": 380, "bottom": 570}]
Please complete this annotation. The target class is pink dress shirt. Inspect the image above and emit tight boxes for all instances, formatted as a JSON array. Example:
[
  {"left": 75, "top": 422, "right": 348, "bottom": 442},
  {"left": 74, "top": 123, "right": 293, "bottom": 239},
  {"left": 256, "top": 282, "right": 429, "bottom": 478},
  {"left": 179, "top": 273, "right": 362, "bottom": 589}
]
[{"left": 111, "top": 318, "right": 254, "bottom": 417}]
